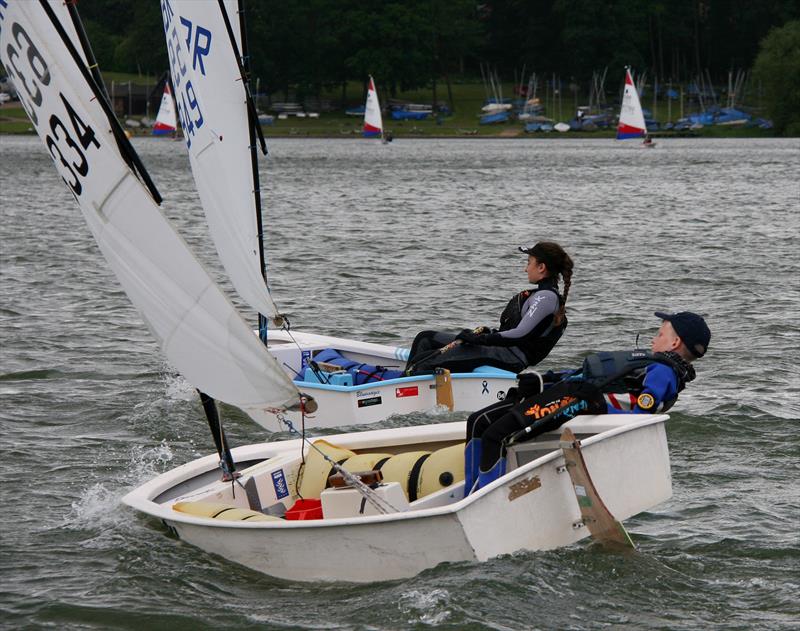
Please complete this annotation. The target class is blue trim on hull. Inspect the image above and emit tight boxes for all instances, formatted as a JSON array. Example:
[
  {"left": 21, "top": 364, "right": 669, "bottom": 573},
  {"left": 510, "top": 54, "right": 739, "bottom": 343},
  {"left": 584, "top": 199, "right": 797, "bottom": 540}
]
[{"left": 617, "top": 131, "right": 645, "bottom": 139}]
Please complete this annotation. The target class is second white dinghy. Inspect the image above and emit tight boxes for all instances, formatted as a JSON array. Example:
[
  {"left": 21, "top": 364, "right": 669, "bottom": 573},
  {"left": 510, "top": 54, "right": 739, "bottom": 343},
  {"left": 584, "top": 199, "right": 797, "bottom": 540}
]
[
  {"left": 161, "top": 0, "right": 516, "bottom": 430},
  {"left": 253, "top": 329, "right": 517, "bottom": 429}
]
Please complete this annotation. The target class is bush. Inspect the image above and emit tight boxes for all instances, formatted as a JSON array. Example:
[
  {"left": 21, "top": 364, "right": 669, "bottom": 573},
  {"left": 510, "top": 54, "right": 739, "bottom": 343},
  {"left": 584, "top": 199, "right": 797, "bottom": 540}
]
[{"left": 753, "top": 20, "right": 800, "bottom": 136}]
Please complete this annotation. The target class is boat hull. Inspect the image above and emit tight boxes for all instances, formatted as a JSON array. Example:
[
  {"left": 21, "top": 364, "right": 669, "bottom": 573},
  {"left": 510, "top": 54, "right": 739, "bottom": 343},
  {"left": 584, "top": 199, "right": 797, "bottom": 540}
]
[
  {"left": 124, "top": 415, "right": 672, "bottom": 582},
  {"left": 251, "top": 330, "right": 517, "bottom": 429}
]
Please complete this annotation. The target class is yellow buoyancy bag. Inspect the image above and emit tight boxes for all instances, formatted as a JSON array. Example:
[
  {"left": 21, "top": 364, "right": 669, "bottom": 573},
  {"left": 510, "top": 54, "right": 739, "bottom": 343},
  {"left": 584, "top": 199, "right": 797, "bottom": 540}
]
[
  {"left": 378, "top": 451, "right": 432, "bottom": 501},
  {"left": 417, "top": 443, "right": 465, "bottom": 498},
  {"left": 297, "top": 439, "right": 355, "bottom": 499},
  {"left": 341, "top": 453, "right": 393, "bottom": 474},
  {"left": 172, "top": 500, "right": 282, "bottom": 521}
]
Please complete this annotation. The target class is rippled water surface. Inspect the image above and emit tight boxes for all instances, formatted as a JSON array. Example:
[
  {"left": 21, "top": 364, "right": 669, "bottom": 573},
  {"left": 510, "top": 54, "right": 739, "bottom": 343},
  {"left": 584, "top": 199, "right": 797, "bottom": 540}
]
[{"left": 1, "top": 135, "right": 798, "bottom": 630}]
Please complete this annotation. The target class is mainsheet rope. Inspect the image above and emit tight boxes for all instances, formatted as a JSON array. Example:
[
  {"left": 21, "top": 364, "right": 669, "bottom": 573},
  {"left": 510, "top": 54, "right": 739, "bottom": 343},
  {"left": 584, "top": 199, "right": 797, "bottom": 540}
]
[
  {"left": 264, "top": 320, "right": 400, "bottom": 513},
  {"left": 267, "top": 406, "right": 402, "bottom": 515}
]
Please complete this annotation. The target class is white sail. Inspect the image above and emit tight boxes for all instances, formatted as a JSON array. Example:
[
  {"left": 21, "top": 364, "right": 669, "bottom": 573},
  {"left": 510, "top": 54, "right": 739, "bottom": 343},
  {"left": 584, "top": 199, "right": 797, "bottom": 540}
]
[
  {"left": 363, "top": 76, "right": 383, "bottom": 137},
  {"left": 161, "top": 0, "right": 282, "bottom": 321},
  {"left": 0, "top": 0, "right": 299, "bottom": 416}
]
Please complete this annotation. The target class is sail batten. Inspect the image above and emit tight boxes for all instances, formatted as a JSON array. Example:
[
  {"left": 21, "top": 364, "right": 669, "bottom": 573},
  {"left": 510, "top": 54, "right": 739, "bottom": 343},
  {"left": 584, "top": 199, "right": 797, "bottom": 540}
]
[{"left": 0, "top": 0, "right": 300, "bottom": 419}]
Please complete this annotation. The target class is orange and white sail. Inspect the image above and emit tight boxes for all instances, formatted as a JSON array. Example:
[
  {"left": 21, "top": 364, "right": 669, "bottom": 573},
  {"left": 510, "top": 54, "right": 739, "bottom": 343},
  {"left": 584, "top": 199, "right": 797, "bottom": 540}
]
[
  {"left": 363, "top": 76, "right": 383, "bottom": 138},
  {"left": 152, "top": 83, "right": 177, "bottom": 135},
  {"left": 617, "top": 67, "right": 647, "bottom": 139}
]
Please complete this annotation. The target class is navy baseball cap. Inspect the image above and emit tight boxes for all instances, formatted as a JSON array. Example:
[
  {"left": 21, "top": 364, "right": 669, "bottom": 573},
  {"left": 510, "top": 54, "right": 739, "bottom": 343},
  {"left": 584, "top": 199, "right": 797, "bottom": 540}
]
[
  {"left": 655, "top": 311, "right": 711, "bottom": 358},
  {"left": 518, "top": 243, "right": 552, "bottom": 266}
]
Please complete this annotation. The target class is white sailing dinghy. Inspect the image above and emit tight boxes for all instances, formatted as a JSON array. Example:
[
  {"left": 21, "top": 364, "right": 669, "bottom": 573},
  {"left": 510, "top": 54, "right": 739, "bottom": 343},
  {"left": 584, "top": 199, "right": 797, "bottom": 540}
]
[
  {"left": 3, "top": 1, "right": 674, "bottom": 583},
  {"left": 616, "top": 67, "right": 651, "bottom": 144},
  {"left": 123, "top": 413, "right": 671, "bottom": 582},
  {"left": 362, "top": 75, "right": 385, "bottom": 141},
  {"left": 159, "top": 1, "right": 514, "bottom": 431},
  {"left": 152, "top": 81, "right": 177, "bottom": 136}
]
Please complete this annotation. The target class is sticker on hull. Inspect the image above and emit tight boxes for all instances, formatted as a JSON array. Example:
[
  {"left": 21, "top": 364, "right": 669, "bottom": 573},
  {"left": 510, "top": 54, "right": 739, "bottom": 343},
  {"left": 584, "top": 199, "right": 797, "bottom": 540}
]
[
  {"left": 395, "top": 386, "right": 418, "bottom": 398},
  {"left": 357, "top": 396, "right": 382, "bottom": 408},
  {"left": 271, "top": 469, "right": 289, "bottom": 499}
]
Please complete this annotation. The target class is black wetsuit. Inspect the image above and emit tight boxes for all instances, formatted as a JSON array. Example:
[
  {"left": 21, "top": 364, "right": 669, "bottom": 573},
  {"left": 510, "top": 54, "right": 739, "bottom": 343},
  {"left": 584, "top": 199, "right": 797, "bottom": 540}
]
[
  {"left": 464, "top": 350, "right": 695, "bottom": 493},
  {"left": 406, "top": 280, "right": 566, "bottom": 374}
]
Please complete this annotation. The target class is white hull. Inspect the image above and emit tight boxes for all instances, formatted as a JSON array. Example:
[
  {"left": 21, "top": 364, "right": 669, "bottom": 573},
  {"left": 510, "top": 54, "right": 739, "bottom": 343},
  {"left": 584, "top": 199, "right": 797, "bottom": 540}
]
[
  {"left": 252, "top": 330, "right": 517, "bottom": 429},
  {"left": 123, "top": 414, "right": 672, "bottom": 582},
  {"left": 481, "top": 103, "right": 512, "bottom": 113}
]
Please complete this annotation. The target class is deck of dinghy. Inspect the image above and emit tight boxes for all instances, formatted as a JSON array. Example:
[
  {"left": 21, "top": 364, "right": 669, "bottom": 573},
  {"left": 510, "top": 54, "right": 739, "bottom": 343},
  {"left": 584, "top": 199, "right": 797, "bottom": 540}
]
[{"left": 171, "top": 438, "right": 466, "bottom": 522}]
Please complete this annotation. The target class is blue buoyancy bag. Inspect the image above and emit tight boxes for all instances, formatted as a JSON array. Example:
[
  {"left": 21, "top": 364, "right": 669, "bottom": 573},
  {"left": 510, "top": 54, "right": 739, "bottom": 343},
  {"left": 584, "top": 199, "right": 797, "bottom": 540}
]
[{"left": 302, "top": 348, "right": 405, "bottom": 385}]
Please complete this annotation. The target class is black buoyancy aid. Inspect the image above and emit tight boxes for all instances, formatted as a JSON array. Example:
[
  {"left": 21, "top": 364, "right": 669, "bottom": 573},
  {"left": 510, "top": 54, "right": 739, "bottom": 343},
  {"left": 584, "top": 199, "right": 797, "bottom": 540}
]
[
  {"left": 497, "top": 280, "right": 567, "bottom": 366},
  {"left": 579, "top": 350, "right": 695, "bottom": 411}
]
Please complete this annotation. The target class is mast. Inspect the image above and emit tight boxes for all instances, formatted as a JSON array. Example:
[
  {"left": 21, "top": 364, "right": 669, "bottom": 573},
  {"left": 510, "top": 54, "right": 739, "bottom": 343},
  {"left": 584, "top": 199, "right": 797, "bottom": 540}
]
[
  {"left": 373, "top": 75, "right": 384, "bottom": 142},
  {"left": 198, "top": 391, "right": 237, "bottom": 479},
  {"left": 64, "top": 0, "right": 109, "bottom": 102}
]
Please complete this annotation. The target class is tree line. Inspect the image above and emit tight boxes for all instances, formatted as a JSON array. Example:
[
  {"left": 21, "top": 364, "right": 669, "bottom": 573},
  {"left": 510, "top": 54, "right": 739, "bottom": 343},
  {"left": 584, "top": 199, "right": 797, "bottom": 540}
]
[
  {"left": 9, "top": 1, "right": 800, "bottom": 132},
  {"left": 78, "top": 1, "right": 796, "bottom": 89}
]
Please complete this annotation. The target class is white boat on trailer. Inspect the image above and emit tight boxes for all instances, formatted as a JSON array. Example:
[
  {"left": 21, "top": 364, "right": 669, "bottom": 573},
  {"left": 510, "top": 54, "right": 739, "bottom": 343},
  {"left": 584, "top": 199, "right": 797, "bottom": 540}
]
[{"left": 122, "top": 413, "right": 671, "bottom": 582}]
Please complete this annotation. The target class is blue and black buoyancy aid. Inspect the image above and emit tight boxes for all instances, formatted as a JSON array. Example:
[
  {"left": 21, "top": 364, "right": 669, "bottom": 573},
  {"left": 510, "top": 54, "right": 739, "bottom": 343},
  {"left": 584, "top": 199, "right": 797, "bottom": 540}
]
[
  {"left": 309, "top": 348, "right": 405, "bottom": 385},
  {"left": 578, "top": 349, "right": 695, "bottom": 412},
  {"left": 497, "top": 279, "right": 567, "bottom": 366}
]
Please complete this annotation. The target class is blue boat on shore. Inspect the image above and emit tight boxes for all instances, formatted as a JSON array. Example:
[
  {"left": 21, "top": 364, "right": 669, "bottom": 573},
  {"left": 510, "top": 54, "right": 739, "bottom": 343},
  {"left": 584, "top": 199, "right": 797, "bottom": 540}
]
[
  {"left": 688, "top": 106, "right": 751, "bottom": 126},
  {"left": 525, "top": 121, "right": 554, "bottom": 132},
  {"left": 480, "top": 111, "right": 509, "bottom": 125},
  {"left": 391, "top": 109, "right": 429, "bottom": 121}
]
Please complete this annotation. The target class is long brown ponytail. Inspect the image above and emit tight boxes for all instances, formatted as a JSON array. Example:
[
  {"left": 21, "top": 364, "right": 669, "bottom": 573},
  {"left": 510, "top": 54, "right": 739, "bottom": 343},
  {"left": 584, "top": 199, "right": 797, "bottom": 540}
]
[{"left": 529, "top": 241, "right": 573, "bottom": 325}]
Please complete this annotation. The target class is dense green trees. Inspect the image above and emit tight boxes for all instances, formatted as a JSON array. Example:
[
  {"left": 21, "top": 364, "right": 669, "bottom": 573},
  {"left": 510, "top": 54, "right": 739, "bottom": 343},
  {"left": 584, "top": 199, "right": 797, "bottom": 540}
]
[
  {"left": 36, "top": 1, "right": 800, "bottom": 116},
  {"left": 753, "top": 20, "right": 800, "bottom": 134}
]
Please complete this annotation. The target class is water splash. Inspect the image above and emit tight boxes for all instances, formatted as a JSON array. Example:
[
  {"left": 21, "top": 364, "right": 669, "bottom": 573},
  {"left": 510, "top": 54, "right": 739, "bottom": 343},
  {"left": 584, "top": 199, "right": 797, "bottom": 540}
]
[
  {"left": 65, "top": 441, "right": 175, "bottom": 534},
  {"left": 126, "top": 440, "right": 176, "bottom": 484},
  {"left": 398, "top": 588, "right": 452, "bottom": 625}
]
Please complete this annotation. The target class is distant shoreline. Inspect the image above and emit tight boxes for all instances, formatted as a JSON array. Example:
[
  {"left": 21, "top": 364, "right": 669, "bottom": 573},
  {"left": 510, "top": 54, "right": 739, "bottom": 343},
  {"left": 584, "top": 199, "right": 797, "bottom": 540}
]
[
  {"left": 0, "top": 101, "right": 781, "bottom": 138},
  {"left": 0, "top": 128, "right": 780, "bottom": 139}
]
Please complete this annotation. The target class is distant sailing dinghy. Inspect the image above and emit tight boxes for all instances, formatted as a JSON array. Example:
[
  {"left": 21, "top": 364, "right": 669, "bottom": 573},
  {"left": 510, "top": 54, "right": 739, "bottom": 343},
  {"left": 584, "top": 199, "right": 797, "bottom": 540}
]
[
  {"left": 363, "top": 75, "right": 388, "bottom": 142},
  {"left": 616, "top": 67, "right": 651, "bottom": 145},
  {"left": 152, "top": 82, "right": 177, "bottom": 136},
  {"left": 4, "top": 2, "right": 675, "bottom": 583}
]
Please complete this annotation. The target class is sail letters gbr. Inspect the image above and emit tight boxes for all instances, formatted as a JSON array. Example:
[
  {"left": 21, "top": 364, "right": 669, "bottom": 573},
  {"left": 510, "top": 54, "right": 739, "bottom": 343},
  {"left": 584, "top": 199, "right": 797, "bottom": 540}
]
[{"left": 161, "top": 0, "right": 211, "bottom": 149}]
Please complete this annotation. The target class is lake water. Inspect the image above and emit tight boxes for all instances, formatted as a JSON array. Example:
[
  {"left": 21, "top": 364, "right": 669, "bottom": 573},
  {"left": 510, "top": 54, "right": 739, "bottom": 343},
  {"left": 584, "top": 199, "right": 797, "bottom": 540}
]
[{"left": 1, "top": 135, "right": 798, "bottom": 630}]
